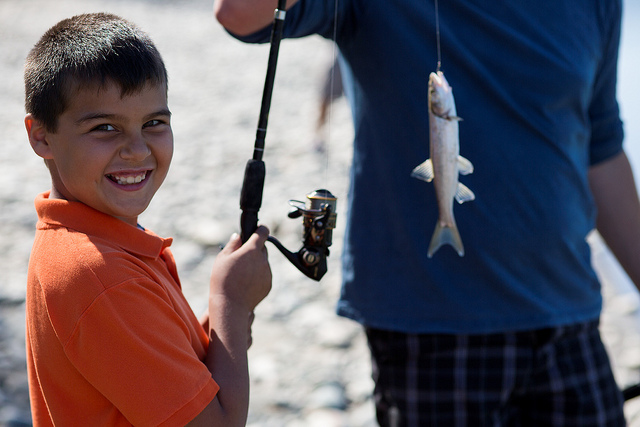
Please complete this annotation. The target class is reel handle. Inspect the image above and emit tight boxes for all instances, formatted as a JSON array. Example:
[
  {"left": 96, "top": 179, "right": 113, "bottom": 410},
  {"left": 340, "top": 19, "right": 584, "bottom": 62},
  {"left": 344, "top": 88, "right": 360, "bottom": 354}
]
[{"left": 267, "top": 236, "right": 328, "bottom": 281}]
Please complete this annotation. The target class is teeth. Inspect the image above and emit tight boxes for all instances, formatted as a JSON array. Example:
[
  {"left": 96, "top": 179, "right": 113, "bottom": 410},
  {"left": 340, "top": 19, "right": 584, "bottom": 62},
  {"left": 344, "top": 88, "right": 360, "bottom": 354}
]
[{"left": 110, "top": 172, "right": 147, "bottom": 185}]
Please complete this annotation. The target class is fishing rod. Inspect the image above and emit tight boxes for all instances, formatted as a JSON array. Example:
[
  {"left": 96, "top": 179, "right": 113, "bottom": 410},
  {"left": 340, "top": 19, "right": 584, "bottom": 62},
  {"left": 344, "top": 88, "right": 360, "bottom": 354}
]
[
  {"left": 238, "top": 0, "right": 337, "bottom": 281},
  {"left": 623, "top": 383, "right": 640, "bottom": 401}
]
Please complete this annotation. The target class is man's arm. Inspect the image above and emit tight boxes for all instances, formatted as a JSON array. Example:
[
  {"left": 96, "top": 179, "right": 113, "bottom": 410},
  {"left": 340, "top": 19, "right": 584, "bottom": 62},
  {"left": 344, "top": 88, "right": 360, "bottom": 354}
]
[
  {"left": 187, "top": 227, "right": 272, "bottom": 426},
  {"left": 589, "top": 150, "right": 640, "bottom": 288},
  {"left": 214, "top": 0, "right": 299, "bottom": 36}
]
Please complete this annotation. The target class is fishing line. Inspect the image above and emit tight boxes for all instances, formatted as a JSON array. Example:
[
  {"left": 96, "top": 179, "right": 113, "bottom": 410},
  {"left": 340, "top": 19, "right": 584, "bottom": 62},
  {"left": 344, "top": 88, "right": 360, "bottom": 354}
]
[
  {"left": 323, "top": 0, "right": 341, "bottom": 187},
  {"left": 435, "top": 0, "right": 442, "bottom": 71}
]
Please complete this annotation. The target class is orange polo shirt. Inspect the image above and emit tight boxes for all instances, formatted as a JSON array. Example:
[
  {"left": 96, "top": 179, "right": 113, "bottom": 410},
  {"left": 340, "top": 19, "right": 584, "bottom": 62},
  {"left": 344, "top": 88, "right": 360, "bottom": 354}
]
[{"left": 26, "top": 192, "right": 219, "bottom": 426}]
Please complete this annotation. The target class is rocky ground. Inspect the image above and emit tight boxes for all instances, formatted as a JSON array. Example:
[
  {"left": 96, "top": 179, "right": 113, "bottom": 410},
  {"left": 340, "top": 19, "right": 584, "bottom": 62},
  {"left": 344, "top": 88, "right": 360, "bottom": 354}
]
[{"left": 1, "top": 1, "right": 639, "bottom": 426}]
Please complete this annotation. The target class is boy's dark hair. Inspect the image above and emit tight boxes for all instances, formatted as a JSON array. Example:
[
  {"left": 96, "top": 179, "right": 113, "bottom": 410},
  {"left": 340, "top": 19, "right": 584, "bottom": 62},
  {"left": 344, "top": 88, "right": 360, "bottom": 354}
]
[{"left": 24, "top": 13, "right": 168, "bottom": 132}]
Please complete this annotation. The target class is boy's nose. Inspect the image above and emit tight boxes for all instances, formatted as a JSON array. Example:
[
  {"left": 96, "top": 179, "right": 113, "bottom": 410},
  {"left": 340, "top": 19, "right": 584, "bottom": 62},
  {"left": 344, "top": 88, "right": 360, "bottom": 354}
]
[{"left": 120, "top": 134, "right": 151, "bottom": 161}]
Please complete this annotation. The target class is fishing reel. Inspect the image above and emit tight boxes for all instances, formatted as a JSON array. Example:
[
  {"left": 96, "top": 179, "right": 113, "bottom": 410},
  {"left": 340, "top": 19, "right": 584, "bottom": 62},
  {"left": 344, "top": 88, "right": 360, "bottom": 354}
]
[{"left": 267, "top": 189, "right": 337, "bottom": 281}]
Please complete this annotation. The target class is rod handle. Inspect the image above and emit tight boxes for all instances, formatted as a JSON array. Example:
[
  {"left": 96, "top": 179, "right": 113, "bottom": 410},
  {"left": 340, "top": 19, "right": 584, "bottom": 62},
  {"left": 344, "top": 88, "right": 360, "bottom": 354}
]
[{"left": 239, "top": 159, "right": 266, "bottom": 242}]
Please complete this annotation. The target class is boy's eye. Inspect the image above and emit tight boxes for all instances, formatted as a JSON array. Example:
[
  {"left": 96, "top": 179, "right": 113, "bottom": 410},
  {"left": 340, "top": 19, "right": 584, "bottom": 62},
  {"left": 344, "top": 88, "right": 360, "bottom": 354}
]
[
  {"left": 143, "top": 119, "right": 166, "bottom": 128},
  {"left": 92, "top": 124, "right": 115, "bottom": 132}
]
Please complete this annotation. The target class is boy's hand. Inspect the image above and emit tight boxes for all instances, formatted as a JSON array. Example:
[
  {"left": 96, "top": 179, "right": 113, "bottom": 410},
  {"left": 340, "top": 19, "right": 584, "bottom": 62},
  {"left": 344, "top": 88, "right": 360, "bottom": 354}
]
[
  {"left": 209, "top": 225, "right": 272, "bottom": 314},
  {"left": 192, "top": 226, "right": 271, "bottom": 426}
]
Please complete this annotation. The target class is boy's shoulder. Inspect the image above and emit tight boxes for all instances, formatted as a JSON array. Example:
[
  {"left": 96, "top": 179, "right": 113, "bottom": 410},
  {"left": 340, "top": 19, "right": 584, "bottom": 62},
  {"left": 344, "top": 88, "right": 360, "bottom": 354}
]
[
  {"left": 30, "top": 193, "right": 170, "bottom": 296},
  {"left": 32, "top": 218, "right": 142, "bottom": 280},
  {"left": 29, "top": 195, "right": 175, "bottom": 340}
]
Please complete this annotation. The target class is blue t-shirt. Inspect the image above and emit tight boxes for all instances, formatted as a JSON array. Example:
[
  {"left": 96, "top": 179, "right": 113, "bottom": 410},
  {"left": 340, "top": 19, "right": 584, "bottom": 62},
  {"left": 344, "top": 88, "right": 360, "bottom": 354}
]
[{"left": 236, "top": 0, "right": 624, "bottom": 333}]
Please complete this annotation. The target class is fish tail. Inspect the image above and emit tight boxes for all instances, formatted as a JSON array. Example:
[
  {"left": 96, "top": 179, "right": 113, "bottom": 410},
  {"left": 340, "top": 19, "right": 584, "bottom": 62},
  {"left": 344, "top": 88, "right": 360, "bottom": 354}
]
[{"left": 427, "top": 222, "right": 464, "bottom": 257}]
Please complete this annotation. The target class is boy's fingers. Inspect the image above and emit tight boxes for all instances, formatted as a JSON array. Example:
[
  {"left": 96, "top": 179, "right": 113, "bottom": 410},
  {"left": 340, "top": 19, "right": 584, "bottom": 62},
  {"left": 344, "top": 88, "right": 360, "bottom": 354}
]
[
  {"left": 247, "top": 225, "right": 270, "bottom": 247},
  {"left": 221, "top": 226, "right": 269, "bottom": 253},
  {"left": 221, "top": 232, "right": 242, "bottom": 253}
]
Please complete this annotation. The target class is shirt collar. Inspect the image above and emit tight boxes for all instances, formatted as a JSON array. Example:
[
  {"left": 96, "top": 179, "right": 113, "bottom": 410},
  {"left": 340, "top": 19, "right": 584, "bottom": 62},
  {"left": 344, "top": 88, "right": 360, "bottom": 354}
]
[{"left": 34, "top": 191, "right": 172, "bottom": 259}]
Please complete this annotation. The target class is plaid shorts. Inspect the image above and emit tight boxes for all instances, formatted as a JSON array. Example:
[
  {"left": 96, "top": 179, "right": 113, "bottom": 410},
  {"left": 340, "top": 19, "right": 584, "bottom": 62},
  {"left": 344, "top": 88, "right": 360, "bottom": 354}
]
[{"left": 366, "top": 321, "right": 625, "bottom": 427}]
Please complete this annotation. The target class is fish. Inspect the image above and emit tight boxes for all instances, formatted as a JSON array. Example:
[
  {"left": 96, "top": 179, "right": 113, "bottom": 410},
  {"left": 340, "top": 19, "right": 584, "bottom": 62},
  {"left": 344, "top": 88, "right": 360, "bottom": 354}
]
[{"left": 411, "top": 71, "right": 475, "bottom": 257}]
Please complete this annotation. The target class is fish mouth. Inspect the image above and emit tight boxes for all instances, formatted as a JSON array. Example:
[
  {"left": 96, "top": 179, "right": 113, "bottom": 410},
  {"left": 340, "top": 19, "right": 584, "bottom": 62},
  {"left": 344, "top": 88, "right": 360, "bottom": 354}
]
[
  {"left": 106, "top": 171, "right": 150, "bottom": 185},
  {"left": 429, "top": 71, "right": 443, "bottom": 85}
]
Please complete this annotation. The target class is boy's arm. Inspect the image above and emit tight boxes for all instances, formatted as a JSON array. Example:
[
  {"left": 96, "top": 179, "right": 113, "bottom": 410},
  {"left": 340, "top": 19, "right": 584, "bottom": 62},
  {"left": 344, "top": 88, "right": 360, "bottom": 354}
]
[
  {"left": 589, "top": 150, "right": 640, "bottom": 288},
  {"left": 187, "top": 227, "right": 271, "bottom": 426},
  {"left": 214, "top": 0, "right": 300, "bottom": 36}
]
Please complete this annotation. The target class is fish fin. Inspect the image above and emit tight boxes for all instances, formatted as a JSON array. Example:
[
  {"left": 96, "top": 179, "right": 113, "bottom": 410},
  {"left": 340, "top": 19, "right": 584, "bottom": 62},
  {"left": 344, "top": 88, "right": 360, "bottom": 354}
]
[
  {"left": 455, "top": 183, "right": 475, "bottom": 204},
  {"left": 434, "top": 110, "right": 463, "bottom": 121},
  {"left": 411, "top": 159, "right": 434, "bottom": 182},
  {"left": 428, "top": 223, "right": 464, "bottom": 257},
  {"left": 457, "top": 156, "right": 474, "bottom": 175}
]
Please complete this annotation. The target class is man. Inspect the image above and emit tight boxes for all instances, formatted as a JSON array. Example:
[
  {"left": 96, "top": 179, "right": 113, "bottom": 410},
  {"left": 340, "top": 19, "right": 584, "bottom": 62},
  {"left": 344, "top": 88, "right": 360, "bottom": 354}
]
[{"left": 215, "top": 1, "right": 639, "bottom": 425}]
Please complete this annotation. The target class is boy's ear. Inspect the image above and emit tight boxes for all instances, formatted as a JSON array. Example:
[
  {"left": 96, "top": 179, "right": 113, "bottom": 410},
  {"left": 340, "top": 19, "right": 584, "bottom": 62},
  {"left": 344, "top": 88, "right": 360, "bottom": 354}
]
[{"left": 25, "top": 114, "right": 54, "bottom": 160}]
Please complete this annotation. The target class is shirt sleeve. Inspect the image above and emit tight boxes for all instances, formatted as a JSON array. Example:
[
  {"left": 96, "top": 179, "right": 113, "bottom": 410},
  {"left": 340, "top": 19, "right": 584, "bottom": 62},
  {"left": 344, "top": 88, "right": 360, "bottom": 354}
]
[
  {"left": 63, "top": 277, "right": 218, "bottom": 426},
  {"left": 589, "top": 0, "right": 624, "bottom": 165},
  {"left": 231, "top": 0, "right": 356, "bottom": 43}
]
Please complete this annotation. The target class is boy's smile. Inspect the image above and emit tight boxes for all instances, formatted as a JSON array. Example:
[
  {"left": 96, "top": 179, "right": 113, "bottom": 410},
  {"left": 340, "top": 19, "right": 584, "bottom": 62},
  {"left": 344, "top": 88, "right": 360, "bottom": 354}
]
[{"left": 26, "top": 81, "right": 173, "bottom": 226}]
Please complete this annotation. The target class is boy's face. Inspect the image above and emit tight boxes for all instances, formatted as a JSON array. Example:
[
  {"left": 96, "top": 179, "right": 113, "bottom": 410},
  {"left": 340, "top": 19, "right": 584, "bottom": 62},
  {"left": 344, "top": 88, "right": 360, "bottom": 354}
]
[{"left": 26, "top": 80, "right": 173, "bottom": 227}]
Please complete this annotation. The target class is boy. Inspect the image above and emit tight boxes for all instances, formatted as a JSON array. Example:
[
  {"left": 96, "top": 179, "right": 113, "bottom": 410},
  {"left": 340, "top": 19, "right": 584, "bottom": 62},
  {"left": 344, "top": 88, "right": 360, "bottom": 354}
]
[{"left": 24, "top": 12, "right": 271, "bottom": 426}]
